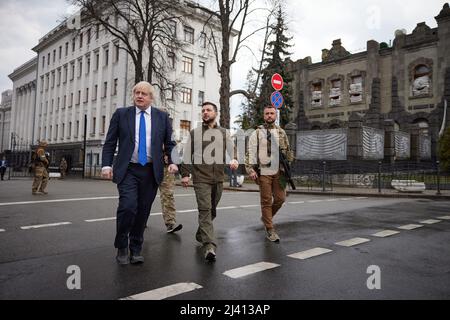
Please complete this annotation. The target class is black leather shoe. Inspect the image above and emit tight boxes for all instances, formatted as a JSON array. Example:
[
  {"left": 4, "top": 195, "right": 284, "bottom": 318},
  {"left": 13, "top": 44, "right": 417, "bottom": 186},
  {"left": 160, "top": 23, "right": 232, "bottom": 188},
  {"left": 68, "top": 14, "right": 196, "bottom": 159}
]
[
  {"left": 130, "top": 251, "right": 144, "bottom": 264},
  {"left": 116, "top": 248, "right": 129, "bottom": 265}
]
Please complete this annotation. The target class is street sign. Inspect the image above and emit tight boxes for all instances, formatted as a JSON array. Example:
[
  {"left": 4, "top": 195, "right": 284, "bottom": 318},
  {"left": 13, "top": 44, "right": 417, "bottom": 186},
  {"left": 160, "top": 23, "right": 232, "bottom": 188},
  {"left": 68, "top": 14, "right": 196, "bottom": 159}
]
[
  {"left": 271, "top": 91, "right": 284, "bottom": 109},
  {"left": 271, "top": 73, "right": 284, "bottom": 91}
]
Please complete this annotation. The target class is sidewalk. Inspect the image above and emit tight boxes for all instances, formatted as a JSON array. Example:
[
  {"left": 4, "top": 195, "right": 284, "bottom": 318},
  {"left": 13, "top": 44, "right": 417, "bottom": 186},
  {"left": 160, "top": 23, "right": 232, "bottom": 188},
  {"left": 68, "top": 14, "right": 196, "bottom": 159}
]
[{"left": 218, "top": 182, "right": 450, "bottom": 200}]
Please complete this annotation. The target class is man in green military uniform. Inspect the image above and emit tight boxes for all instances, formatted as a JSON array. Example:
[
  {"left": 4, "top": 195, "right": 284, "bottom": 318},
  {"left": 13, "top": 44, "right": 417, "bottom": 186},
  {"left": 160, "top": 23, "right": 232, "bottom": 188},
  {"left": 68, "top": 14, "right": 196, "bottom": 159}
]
[
  {"left": 31, "top": 140, "right": 50, "bottom": 195},
  {"left": 245, "top": 105, "right": 294, "bottom": 242},
  {"left": 180, "top": 102, "right": 238, "bottom": 261}
]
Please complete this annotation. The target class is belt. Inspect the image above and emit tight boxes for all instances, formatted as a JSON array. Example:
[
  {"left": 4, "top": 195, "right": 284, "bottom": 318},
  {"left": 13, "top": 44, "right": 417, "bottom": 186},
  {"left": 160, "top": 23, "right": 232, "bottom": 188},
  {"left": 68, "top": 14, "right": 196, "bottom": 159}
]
[{"left": 129, "top": 161, "right": 153, "bottom": 167}]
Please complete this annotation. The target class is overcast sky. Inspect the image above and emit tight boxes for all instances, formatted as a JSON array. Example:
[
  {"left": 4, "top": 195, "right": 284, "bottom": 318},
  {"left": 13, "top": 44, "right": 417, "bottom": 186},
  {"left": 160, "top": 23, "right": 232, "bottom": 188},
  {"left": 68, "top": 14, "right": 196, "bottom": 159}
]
[{"left": 0, "top": 0, "right": 447, "bottom": 125}]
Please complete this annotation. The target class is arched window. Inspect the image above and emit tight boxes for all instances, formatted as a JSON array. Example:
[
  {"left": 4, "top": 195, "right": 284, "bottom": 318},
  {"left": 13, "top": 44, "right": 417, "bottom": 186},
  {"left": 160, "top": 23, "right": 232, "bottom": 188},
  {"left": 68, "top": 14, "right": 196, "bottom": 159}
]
[
  {"left": 413, "top": 118, "right": 429, "bottom": 136},
  {"left": 412, "top": 65, "right": 431, "bottom": 96},
  {"left": 330, "top": 124, "right": 340, "bottom": 129}
]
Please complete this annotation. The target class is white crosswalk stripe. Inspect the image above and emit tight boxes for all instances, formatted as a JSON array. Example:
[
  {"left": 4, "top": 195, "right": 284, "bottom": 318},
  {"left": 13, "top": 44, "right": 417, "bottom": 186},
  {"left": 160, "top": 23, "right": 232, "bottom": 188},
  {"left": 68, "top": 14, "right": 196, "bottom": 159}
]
[
  {"left": 372, "top": 230, "right": 400, "bottom": 238},
  {"left": 288, "top": 248, "right": 333, "bottom": 260},
  {"left": 419, "top": 219, "right": 441, "bottom": 225},
  {"left": 223, "top": 262, "right": 280, "bottom": 279},
  {"left": 121, "top": 282, "right": 203, "bottom": 300},
  {"left": 398, "top": 224, "right": 423, "bottom": 230},
  {"left": 21, "top": 222, "right": 72, "bottom": 230},
  {"left": 335, "top": 237, "right": 370, "bottom": 247}
]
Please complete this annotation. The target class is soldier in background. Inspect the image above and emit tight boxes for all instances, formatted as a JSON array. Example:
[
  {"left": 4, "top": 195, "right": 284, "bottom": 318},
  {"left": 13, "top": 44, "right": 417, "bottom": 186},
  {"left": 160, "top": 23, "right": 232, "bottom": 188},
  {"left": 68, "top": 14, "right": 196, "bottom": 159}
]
[
  {"left": 59, "top": 157, "right": 68, "bottom": 179},
  {"left": 31, "top": 140, "right": 50, "bottom": 195}
]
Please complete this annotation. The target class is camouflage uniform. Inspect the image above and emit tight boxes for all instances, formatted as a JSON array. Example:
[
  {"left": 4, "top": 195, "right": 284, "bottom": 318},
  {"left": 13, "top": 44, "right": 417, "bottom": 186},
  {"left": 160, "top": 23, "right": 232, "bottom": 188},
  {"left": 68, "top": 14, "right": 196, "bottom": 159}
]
[
  {"left": 32, "top": 141, "right": 50, "bottom": 195},
  {"left": 245, "top": 124, "right": 294, "bottom": 239},
  {"left": 59, "top": 158, "right": 68, "bottom": 179},
  {"left": 159, "top": 165, "right": 177, "bottom": 227}
]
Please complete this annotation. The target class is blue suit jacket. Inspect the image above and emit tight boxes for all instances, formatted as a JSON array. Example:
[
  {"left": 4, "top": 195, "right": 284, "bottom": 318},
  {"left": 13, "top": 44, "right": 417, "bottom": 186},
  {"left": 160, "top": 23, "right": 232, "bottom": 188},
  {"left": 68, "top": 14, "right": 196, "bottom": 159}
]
[{"left": 101, "top": 106, "right": 176, "bottom": 185}]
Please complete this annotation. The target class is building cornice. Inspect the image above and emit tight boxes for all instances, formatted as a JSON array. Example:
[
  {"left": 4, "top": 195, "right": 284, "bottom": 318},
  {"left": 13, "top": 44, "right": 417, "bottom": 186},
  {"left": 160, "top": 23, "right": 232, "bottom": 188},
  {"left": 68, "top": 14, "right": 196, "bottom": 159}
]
[{"left": 8, "top": 57, "right": 38, "bottom": 81}]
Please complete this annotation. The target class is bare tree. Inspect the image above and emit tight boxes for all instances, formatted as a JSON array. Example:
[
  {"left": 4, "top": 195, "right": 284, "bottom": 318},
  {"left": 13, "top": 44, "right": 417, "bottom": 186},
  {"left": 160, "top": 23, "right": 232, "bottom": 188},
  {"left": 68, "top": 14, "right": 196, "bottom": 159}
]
[
  {"left": 71, "top": 0, "right": 186, "bottom": 95},
  {"left": 187, "top": 0, "right": 273, "bottom": 128}
]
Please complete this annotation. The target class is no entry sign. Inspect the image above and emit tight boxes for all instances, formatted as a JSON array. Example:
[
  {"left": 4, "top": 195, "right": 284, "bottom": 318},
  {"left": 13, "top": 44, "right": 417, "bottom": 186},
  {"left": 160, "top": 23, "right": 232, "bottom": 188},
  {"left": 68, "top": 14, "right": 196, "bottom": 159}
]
[
  {"left": 271, "top": 73, "right": 284, "bottom": 91},
  {"left": 271, "top": 91, "right": 284, "bottom": 109}
]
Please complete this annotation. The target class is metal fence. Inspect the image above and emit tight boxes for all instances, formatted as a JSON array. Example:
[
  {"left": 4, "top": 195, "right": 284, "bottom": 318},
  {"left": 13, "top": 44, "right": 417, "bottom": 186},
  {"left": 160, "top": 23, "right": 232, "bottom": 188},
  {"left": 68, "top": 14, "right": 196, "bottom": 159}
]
[{"left": 291, "top": 160, "right": 449, "bottom": 193}]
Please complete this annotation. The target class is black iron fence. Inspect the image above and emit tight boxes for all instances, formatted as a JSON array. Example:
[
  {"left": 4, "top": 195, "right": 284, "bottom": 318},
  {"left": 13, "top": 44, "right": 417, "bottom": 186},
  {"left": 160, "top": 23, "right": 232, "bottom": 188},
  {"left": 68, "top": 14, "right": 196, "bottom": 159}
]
[{"left": 291, "top": 160, "right": 450, "bottom": 192}]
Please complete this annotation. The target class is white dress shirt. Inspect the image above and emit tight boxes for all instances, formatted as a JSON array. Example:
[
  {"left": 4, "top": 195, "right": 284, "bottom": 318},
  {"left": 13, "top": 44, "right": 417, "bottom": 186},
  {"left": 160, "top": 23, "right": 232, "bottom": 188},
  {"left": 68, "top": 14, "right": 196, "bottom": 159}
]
[{"left": 130, "top": 106, "right": 152, "bottom": 164}]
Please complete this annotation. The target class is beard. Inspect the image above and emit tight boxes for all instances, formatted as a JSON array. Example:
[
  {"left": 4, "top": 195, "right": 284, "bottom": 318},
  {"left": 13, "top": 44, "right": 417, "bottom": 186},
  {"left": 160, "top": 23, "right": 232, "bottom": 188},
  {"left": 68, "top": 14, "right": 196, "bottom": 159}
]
[
  {"left": 265, "top": 118, "right": 275, "bottom": 124},
  {"left": 203, "top": 116, "right": 216, "bottom": 124}
]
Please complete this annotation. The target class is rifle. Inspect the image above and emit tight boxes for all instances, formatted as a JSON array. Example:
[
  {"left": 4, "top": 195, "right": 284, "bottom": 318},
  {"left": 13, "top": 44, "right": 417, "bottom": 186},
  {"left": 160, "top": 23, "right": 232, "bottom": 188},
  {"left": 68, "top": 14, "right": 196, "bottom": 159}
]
[{"left": 280, "top": 149, "right": 296, "bottom": 190}]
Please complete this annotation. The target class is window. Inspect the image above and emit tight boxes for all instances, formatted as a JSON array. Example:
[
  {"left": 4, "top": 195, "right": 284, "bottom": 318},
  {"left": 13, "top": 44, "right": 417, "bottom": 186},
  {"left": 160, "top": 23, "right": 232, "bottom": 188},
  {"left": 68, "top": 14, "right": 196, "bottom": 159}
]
[
  {"left": 70, "top": 62, "right": 75, "bottom": 81},
  {"left": 182, "top": 56, "right": 193, "bottom": 74},
  {"left": 86, "top": 57, "right": 90, "bottom": 74},
  {"left": 78, "top": 60, "right": 83, "bottom": 77},
  {"left": 47, "top": 53, "right": 50, "bottom": 65},
  {"left": 198, "top": 91, "right": 205, "bottom": 106},
  {"left": 69, "top": 122, "right": 72, "bottom": 136},
  {"left": 95, "top": 51, "right": 100, "bottom": 70},
  {"left": 62, "top": 123, "right": 65, "bottom": 139},
  {"left": 103, "top": 81, "right": 108, "bottom": 98},
  {"left": 87, "top": 28, "right": 91, "bottom": 45},
  {"left": 57, "top": 68, "right": 61, "bottom": 86},
  {"left": 42, "top": 56, "right": 45, "bottom": 68},
  {"left": 76, "top": 90, "right": 81, "bottom": 105},
  {"left": 113, "top": 79, "right": 118, "bottom": 95},
  {"left": 63, "top": 65, "right": 68, "bottom": 83},
  {"left": 95, "top": 24, "right": 100, "bottom": 40},
  {"left": 181, "top": 87, "right": 192, "bottom": 104},
  {"left": 50, "top": 126, "right": 52, "bottom": 140},
  {"left": 51, "top": 72, "right": 55, "bottom": 88},
  {"left": 101, "top": 116, "right": 106, "bottom": 134},
  {"left": 72, "top": 38, "right": 76, "bottom": 52},
  {"left": 53, "top": 49, "right": 56, "bottom": 63},
  {"left": 92, "top": 117, "right": 96, "bottom": 134},
  {"left": 167, "top": 85, "right": 175, "bottom": 100},
  {"left": 40, "top": 76, "right": 44, "bottom": 92},
  {"left": 114, "top": 43, "right": 120, "bottom": 62},
  {"left": 79, "top": 33, "right": 83, "bottom": 48},
  {"left": 85, "top": 88, "right": 89, "bottom": 103},
  {"left": 76, "top": 120, "right": 79, "bottom": 137},
  {"left": 57, "top": 97, "right": 60, "bottom": 110},
  {"left": 199, "top": 61, "right": 205, "bottom": 77},
  {"left": 70, "top": 93, "right": 73, "bottom": 107},
  {"left": 200, "top": 32, "right": 207, "bottom": 48},
  {"left": 412, "top": 65, "right": 431, "bottom": 97},
  {"left": 93, "top": 85, "right": 98, "bottom": 100},
  {"left": 180, "top": 120, "right": 191, "bottom": 137},
  {"left": 169, "top": 20, "right": 177, "bottom": 37},
  {"left": 59, "top": 46, "right": 62, "bottom": 59},
  {"left": 55, "top": 124, "right": 58, "bottom": 140},
  {"left": 65, "top": 42, "right": 69, "bottom": 56},
  {"left": 63, "top": 95, "right": 67, "bottom": 108},
  {"left": 45, "top": 74, "right": 49, "bottom": 90},
  {"left": 168, "top": 52, "right": 175, "bottom": 69},
  {"left": 184, "top": 26, "right": 194, "bottom": 44},
  {"left": 104, "top": 48, "right": 109, "bottom": 66}
]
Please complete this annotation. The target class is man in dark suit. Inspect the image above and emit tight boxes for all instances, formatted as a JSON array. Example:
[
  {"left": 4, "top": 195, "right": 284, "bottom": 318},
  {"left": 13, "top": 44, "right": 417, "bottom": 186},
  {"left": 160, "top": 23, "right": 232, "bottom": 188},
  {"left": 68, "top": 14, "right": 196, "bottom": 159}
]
[{"left": 101, "top": 81, "right": 178, "bottom": 265}]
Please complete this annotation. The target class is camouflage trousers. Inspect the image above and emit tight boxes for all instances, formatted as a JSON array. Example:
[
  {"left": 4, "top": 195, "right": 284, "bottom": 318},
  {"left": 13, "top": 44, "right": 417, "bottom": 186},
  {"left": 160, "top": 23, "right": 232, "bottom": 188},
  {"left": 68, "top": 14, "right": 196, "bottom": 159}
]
[
  {"left": 159, "top": 166, "right": 176, "bottom": 226},
  {"left": 32, "top": 166, "right": 49, "bottom": 193}
]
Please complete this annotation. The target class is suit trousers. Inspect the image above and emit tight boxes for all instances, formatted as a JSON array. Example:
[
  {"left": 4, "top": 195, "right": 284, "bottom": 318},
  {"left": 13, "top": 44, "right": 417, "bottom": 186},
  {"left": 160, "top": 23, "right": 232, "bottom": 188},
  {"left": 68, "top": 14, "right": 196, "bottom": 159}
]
[{"left": 115, "top": 163, "right": 158, "bottom": 253}]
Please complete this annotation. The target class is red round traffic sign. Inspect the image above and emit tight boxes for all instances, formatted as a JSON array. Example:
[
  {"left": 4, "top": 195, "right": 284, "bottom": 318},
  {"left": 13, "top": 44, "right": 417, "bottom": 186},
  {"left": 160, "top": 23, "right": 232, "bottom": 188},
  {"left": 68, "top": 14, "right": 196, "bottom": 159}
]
[{"left": 271, "top": 73, "right": 284, "bottom": 91}]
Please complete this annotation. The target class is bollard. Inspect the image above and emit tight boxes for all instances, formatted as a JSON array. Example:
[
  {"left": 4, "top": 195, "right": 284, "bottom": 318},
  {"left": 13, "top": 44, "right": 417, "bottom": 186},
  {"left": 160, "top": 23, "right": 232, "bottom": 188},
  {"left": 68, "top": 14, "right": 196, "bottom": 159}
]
[
  {"left": 322, "top": 161, "right": 326, "bottom": 192},
  {"left": 378, "top": 161, "right": 382, "bottom": 193},
  {"left": 436, "top": 161, "right": 441, "bottom": 195}
]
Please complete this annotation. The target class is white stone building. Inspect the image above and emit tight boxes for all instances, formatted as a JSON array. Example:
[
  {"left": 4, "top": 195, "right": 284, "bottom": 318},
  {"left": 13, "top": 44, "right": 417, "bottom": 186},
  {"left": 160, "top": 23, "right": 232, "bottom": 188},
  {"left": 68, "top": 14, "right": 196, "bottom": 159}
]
[
  {"left": 0, "top": 90, "right": 13, "bottom": 153},
  {"left": 8, "top": 3, "right": 230, "bottom": 174}
]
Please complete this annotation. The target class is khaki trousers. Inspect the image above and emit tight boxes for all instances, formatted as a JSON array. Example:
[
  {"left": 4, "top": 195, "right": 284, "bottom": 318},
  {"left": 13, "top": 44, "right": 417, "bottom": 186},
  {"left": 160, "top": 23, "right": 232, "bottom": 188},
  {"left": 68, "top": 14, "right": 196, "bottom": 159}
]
[{"left": 258, "top": 171, "right": 286, "bottom": 230}]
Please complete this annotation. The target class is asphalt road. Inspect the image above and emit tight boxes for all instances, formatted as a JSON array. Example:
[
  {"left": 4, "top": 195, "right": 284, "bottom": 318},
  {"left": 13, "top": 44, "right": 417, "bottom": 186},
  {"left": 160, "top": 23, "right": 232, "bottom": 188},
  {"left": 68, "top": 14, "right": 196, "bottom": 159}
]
[{"left": 0, "top": 178, "right": 449, "bottom": 301}]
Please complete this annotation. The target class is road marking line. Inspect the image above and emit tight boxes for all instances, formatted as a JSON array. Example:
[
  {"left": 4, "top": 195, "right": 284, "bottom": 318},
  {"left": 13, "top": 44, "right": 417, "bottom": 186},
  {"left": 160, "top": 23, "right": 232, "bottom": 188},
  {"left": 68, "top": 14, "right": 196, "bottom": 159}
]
[
  {"left": 288, "top": 201, "right": 305, "bottom": 204},
  {"left": 398, "top": 224, "right": 423, "bottom": 230},
  {"left": 21, "top": 222, "right": 72, "bottom": 230},
  {"left": 437, "top": 216, "right": 450, "bottom": 220},
  {"left": 307, "top": 200, "right": 324, "bottom": 203},
  {"left": 150, "top": 212, "right": 162, "bottom": 216},
  {"left": 217, "top": 206, "right": 238, "bottom": 210},
  {"left": 325, "top": 199, "right": 338, "bottom": 202},
  {"left": 288, "top": 248, "right": 333, "bottom": 260},
  {"left": 339, "top": 198, "right": 354, "bottom": 201},
  {"left": 335, "top": 237, "right": 370, "bottom": 247},
  {"left": 420, "top": 219, "right": 441, "bottom": 224},
  {"left": 355, "top": 197, "right": 369, "bottom": 199},
  {"left": 223, "top": 262, "right": 280, "bottom": 279},
  {"left": 372, "top": 230, "right": 400, "bottom": 238},
  {"left": 178, "top": 209, "right": 197, "bottom": 213},
  {"left": 121, "top": 282, "right": 203, "bottom": 300},
  {"left": 85, "top": 217, "right": 116, "bottom": 222},
  {"left": 0, "top": 229, "right": 5, "bottom": 232},
  {"left": 239, "top": 205, "right": 259, "bottom": 208}
]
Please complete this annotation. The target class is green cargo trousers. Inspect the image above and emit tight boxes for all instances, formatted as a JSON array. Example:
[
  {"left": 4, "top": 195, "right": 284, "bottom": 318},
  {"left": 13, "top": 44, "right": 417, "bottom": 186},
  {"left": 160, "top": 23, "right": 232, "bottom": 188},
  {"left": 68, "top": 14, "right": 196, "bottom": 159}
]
[{"left": 194, "top": 182, "right": 223, "bottom": 250}]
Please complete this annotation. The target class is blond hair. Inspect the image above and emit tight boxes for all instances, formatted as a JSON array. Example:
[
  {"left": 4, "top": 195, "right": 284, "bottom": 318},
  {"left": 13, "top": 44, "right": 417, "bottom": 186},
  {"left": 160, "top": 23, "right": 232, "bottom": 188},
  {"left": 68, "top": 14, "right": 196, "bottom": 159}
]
[{"left": 132, "top": 81, "right": 155, "bottom": 97}]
